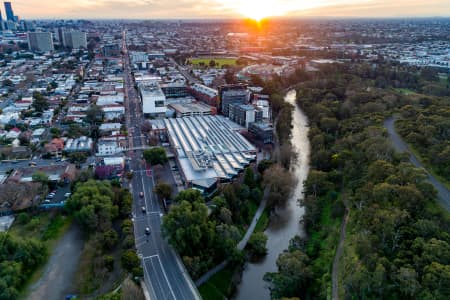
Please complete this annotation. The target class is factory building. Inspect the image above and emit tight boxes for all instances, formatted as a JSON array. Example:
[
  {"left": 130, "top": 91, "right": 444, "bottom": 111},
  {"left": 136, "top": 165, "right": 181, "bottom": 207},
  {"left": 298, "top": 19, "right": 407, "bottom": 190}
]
[{"left": 164, "top": 116, "right": 256, "bottom": 196}]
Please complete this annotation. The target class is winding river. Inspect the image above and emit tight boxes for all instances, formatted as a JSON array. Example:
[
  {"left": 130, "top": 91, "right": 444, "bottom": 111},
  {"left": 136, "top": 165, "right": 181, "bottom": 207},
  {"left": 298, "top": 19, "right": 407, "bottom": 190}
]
[{"left": 234, "top": 89, "right": 311, "bottom": 300}]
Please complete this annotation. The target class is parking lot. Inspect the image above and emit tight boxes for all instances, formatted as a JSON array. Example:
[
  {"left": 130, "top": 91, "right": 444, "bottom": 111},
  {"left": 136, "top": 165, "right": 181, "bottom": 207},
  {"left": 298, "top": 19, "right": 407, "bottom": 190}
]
[{"left": 42, "top": 185, "right": 71, "bottom": 204}]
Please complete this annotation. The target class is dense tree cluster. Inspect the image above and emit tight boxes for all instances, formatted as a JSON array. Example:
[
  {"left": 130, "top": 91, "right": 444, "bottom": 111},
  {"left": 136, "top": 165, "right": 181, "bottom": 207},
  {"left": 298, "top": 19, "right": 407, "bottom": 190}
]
[
  {"left": 0, "top": 234, "right": 47, "bottom": 300},
  {"left": 265, "top": 62, "right": 450, "bottom": 299},
  {"left": 396, "top": 101, "right": 450, "bottom": 181},
  {"left": 66, "top": 180, "right": 139, "bottom": 292},
  {"left": 162, "top": 168, "right": 264, "bottom": 279}
]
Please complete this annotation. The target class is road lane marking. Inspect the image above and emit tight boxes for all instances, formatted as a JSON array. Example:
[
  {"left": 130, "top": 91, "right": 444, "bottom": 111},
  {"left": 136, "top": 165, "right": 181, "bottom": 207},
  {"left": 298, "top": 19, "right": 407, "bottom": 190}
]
[
  {"left": 142, "top": 257, "right": 159, "bottom": 300},
  {"left": 156, "top": 255, "right": 176, "bottom": 300},
  {"left": 140, "top": 174, "right": 152, "bottom": 215},
  {"left": 148, "top": 256, "right": 167, "bottom": 299},
  {"left": 142, "top": 254, "right": 159, "bottom": 260}
]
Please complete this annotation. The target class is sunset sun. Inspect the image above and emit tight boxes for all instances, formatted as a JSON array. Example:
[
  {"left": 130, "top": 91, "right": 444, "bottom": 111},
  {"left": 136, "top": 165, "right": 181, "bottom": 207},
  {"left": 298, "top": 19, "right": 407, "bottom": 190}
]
[
  {"left": 238, "top": 1, "right": 278, "bottom": 21},
  {"left": 217, "top": 0, "right": 297, "bottom": 21}
]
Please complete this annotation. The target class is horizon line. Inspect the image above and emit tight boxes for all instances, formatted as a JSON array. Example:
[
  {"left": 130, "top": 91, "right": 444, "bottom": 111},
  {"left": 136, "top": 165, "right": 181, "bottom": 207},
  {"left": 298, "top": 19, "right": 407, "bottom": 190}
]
[{"left": 21, "top": 16, "right": 450, "bottom": 21}]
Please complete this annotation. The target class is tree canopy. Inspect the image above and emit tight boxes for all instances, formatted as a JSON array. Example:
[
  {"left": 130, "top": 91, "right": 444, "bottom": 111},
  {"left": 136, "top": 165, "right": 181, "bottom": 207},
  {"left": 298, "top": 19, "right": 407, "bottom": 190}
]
[{"left": 143, "top": 147, "right": 168, "bottom": 166}]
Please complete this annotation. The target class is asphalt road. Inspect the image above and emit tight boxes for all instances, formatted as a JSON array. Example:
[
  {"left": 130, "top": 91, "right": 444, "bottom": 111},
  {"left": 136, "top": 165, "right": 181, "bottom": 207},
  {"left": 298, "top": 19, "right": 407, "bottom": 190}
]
[
  {"left": 123, "top": 30, "right": 200, "bottom": 300},
  {"left": 385, "top": 116, "right": 450, "bottom": 211}
]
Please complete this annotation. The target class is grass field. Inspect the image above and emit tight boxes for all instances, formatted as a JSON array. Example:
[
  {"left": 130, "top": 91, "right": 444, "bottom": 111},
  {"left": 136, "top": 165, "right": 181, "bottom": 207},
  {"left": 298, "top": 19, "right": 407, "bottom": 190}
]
[{"left": 187, "top": 57, "right": 237, "bottom": 68}]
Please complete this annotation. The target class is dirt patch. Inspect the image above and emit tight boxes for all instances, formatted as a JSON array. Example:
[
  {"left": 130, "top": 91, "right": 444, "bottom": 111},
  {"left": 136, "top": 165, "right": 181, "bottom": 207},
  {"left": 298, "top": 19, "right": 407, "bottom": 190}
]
[{"left": 28, "top": 223, "right": 84, "bottom": 300}]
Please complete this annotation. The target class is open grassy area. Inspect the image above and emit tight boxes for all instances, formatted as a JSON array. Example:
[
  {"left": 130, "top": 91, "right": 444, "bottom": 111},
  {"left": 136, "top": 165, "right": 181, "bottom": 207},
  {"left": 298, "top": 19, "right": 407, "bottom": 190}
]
[
  {"left": 10, "top": 211, "right": 72, "bottom": 247},
  {"left": 199, "top": 265, "right": 236, "bottom": 300},
  {"left": 187, "top": 57, "right": 237, "bottom": 68},
  {"left": 306, "top": 200, "right": 341, "bottom": 299},
  {"left": 394, "top": 88, "right": 417, "bottom": 95},
  {"left": 254, "top": 208, "right": 269, "bottom": 233}
]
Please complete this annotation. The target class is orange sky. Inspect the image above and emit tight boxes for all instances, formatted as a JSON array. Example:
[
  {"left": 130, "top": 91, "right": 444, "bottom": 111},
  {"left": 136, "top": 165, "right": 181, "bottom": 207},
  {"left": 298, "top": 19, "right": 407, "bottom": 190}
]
[{"left": 7, "top": 0, "right": 450, "bottom": 19}]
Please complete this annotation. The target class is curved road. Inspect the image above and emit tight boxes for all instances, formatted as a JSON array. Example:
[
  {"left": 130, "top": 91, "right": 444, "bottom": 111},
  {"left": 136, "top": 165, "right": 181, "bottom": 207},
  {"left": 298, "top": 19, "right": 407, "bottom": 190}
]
[{"left": 384, "top": 116, "right": 450, "bottom": 211}]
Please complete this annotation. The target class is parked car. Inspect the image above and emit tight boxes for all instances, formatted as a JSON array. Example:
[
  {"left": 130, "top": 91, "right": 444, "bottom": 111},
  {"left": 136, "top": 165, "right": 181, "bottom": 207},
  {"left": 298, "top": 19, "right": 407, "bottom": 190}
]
[{"left": 64, "top": 193, "right": 71, "bottom": 198}]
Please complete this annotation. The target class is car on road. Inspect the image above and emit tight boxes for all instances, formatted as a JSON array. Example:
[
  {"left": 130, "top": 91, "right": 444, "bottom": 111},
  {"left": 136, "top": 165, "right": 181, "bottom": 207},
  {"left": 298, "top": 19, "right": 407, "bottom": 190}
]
[
  {"left": 64, "top": 192, "right": 71, "bottom": 198},
  {"left": 141, "top": 206, "right": 146, "bottom": 214},
  {"left": 145, "top": 227, "right": 150, "bottom": 235},
  {"left": 139, "top": 191, "right": 144, "bottom": 197},
  {"left": 44, "top": 199, "right": 51, "bottom": 203}
]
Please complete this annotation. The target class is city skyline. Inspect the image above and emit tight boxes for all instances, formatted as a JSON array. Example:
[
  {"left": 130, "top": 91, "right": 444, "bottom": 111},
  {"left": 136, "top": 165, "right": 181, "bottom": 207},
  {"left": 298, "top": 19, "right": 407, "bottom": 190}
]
[{"left": 6, "top": 0, "right": 450, "bottom": 19}]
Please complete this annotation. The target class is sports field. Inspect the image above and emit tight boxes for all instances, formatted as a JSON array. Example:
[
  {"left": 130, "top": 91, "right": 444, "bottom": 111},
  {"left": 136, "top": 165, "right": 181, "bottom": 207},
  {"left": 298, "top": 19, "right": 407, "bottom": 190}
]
[{"left": 187, "top": 57, "right": 237, "bottom": 68}]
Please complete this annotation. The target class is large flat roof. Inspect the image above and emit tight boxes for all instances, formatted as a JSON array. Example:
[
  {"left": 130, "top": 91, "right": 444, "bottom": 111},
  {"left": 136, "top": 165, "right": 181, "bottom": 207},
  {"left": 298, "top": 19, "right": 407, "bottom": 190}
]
[{"left": 164, "top": 115, "right": 256, "bottom": 183}]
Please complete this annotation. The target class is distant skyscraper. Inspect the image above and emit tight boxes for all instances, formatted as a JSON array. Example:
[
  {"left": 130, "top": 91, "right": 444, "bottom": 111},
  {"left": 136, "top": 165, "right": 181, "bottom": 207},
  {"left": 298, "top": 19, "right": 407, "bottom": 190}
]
[
  {"left": 4, "top": 2, "right": 14, "bottom": 22},
  {"left": 27, "top": 32, "right": 54, "bottom": 52}
]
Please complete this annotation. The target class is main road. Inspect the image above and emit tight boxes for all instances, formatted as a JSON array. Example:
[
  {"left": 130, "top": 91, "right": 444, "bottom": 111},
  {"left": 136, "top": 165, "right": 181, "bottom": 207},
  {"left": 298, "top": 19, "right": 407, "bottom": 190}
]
[{"left": 122, "top": 30, "right": 201, "bottom": 300}]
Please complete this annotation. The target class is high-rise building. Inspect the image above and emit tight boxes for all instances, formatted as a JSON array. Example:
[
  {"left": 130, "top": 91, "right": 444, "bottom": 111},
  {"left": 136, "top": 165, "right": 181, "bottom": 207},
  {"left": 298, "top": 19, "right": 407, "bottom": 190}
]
[
  {"left": 4, "top": 2, "right": 14, "bottom": 21},
  {"left": 62, "top": 30, "right": 87, "bottom": 49},
  {"left": 27, "top": 32, "right": 54, "bottom": 52},
  {"left": 57, "top": 27, "right": 64, "bottom": 44},
  {"left": 218, "top": 84, "right": 249, "bottom": 117}
]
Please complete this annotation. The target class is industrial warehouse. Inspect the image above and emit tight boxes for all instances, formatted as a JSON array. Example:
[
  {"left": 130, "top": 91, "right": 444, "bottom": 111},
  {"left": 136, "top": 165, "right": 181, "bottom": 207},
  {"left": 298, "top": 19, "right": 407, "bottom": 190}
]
[{"left": 164, "top": 115, "right": 257, "bottom": 195}]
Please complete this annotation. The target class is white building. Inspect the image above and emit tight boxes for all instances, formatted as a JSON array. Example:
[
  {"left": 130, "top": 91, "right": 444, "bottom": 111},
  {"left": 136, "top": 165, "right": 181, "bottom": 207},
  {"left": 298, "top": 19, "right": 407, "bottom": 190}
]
[
  {"left": 97, "top": 141, "right": 124, "bottom": 156},
  {"left": 96, "top": 93, "right": 124, "bottom": 106},
  {"left": 139, "top": 81, "right": 167, "bottom": 116},
  {"left": 102, "top": 105, "right": 125, "bottom": 120},
  {"left": 99, "top": 123, "right": 122, "bottom": 132}
]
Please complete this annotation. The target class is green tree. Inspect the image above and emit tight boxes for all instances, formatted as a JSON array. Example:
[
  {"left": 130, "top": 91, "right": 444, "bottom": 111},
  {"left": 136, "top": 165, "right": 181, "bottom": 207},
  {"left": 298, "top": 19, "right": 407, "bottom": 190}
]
[
  {"left": 175, "top": 189, "right": 203, "bottom": 203},
  {"left": 85, "top": 104, "right": 104, "bottom": 125},
  {"left": 32, "top": 171, "right": 49, "bottom": 185},
  {"left": 264, "top": 250, "right": 312, "bottom": 299},
  {"left": 121, "top": 250, "right": 140, "bottom": 272},
  {"left": 32, "top": 92, "right": 49, "bottom": 112},
  {"left": 162, "top": 200, "right": 215, "bottom": 257},
  {"left": 154, "top": 182, "right": 172, "bottom": 200},
  {"left": 247, "top": 232, "right": 268, "bottom": 256},
  {"left": 143, "top": 147, "right": 168, "bottom": 166},
  {"left": 243, "top": 167, "right": 256, "bottom": 188},
  {"left": 66, "top": 180, "right": 118, "bottom": 233}
]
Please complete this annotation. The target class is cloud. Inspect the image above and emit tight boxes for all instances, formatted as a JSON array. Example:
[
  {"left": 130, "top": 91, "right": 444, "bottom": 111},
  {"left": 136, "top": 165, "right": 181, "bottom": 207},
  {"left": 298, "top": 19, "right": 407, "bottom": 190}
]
[{"left": 8, "top": 0, "right": 450, "bottom": 19}]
